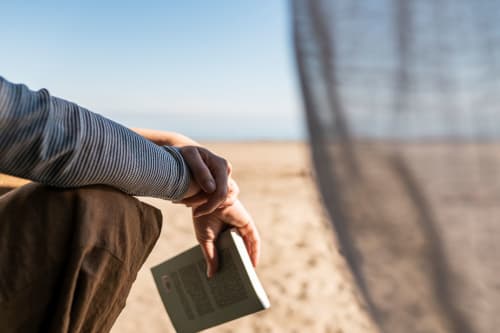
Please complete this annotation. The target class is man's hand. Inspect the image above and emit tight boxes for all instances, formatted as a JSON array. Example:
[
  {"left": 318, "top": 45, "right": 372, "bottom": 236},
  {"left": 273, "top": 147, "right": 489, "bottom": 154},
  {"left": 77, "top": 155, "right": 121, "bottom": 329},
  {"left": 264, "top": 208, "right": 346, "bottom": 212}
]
[
  {"left": 130, "top": 129, "right": 259, "bottom": 276},
  {"left": 180, "top": 177, "right": 239, "bottom": 209},
  {"left": 193, "top": 199, "right": 260, "bottom": 278},
  {"left": 179, "top": 146, "right": 231, "bottom": 217},
  {"left": 130, "top": 129, "right": 231, "bottom": 217}
]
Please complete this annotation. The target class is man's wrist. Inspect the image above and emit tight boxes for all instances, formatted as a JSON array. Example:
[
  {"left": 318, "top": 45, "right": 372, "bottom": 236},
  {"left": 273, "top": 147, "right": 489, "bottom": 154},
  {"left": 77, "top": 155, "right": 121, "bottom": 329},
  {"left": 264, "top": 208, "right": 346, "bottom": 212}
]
[{"left": 161, "top": 146, "right": 193, "bottom": 200}]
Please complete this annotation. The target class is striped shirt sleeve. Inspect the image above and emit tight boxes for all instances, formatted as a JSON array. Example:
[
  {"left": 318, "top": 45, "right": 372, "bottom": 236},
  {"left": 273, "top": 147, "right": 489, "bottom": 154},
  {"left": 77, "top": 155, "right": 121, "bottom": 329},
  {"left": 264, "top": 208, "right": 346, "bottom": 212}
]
[{"left": 0, "top": 76, "right": 191, "bottom": 200}]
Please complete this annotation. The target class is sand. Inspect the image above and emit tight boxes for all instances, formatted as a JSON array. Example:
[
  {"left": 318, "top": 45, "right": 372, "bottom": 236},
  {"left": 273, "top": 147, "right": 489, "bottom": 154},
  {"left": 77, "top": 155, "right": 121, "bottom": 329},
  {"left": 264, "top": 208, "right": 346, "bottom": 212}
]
[
  {"left": 111, "top": 142, "right": 375, "bottom": 333},
  {"left": 0, "top": 142, "right": 375, "bottom": 332}
]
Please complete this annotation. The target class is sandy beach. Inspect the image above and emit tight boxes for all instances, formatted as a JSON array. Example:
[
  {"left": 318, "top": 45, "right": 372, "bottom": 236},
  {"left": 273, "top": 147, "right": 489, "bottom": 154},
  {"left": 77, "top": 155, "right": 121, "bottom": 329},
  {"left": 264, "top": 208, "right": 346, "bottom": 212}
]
[
  {"left": 110, "top": 142, "right": 375, "bottom": 333},
  {"left": 0, "top": 142, "right": 375, "bottom": 333}
]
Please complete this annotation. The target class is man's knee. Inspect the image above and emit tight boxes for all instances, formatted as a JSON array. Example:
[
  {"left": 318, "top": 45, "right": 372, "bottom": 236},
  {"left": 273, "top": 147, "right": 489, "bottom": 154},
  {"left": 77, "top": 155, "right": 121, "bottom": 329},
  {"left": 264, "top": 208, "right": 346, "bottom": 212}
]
[
  {"left": 0, "top": 183, "right": 162, "bottom": 264},
  {"left": 0, "top": 184, "right": 163, "bottom": 332}
]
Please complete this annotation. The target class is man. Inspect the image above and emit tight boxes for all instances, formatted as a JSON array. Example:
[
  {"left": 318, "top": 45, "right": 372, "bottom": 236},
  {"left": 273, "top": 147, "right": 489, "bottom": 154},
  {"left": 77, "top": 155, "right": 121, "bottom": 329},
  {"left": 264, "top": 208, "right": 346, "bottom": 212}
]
[{"left": 0, "top": 76, "right": 260, "bottom": 332}]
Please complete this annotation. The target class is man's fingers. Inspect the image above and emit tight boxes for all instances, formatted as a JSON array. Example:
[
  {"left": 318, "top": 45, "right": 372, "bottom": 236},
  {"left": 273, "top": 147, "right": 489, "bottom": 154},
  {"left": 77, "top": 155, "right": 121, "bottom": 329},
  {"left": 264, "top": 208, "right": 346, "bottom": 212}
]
[
  {"left": 181, "top": 147, "right": 216, "bottom": 193},
  {"left": 240, "top": 223, "right": 261, "bottom": 267},
  {"left": 179, "top": 192, "right": 209, "bottom": 207},
  {"left": 180, "top": 146, "right": 236, "bottom": 216},
  {"left": 193, "top": 155, "right": 229, "bottom": 217},
  {"left": 224, "top": 179, "right": 240, "bottom": 206},
  {"left": 220, "top": 200, "right": 260, "bottom": 267},
  {"left": 184, "top": 178, "right": 238, "bottom": 210},
  {"left": 193, "top": 188, "right": 227, "bottom": 216},
  {"left": 199, "top": 240, "right": 218, "bottom": 278}
]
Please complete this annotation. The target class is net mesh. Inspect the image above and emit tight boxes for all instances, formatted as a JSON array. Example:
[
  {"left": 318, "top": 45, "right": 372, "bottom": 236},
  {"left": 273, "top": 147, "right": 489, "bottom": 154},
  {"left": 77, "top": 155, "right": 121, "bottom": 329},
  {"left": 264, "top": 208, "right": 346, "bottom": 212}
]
[{"left": 292, "top": 1, "right": 500, "bottom": 332}]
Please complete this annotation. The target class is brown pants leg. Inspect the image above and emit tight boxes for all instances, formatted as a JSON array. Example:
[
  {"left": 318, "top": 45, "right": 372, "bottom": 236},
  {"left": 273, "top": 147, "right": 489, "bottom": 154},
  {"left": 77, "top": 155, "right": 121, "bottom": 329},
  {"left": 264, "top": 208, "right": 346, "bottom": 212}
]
[{"left": 0, "top": 183, "right": 162, "bottom": 333}]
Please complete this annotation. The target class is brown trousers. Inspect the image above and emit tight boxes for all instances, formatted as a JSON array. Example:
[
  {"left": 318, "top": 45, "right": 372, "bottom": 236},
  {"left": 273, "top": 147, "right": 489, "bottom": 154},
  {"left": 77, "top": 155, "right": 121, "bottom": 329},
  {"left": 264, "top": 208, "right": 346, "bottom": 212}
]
[{"left": 0, "top": 183, "right": 162, "bottom": 333}]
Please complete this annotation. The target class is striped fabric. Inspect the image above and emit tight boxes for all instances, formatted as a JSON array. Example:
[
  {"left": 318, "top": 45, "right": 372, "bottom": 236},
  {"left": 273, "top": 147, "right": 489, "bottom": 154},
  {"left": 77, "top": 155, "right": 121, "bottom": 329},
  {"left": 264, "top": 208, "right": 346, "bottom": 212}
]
[{"left": 0, "top": 76, "right": 190, "bottom": 200}]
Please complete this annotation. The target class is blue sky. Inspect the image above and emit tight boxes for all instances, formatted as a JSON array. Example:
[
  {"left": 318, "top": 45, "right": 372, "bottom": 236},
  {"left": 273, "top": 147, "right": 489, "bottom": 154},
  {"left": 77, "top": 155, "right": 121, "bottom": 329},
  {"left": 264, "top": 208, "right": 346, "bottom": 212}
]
[{"left": 0, "top": 1, "right": 304, "bottom": 140}]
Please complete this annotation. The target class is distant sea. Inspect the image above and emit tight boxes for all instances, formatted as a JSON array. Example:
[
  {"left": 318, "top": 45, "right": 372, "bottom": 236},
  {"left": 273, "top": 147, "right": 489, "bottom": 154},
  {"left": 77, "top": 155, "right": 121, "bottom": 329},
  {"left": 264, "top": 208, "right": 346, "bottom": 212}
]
[
  {"left": 106, "top": 112, "right": 307, "bottom": 141},
  {"left": 105, "top": 110, "right": 500, "bottom": 142}
]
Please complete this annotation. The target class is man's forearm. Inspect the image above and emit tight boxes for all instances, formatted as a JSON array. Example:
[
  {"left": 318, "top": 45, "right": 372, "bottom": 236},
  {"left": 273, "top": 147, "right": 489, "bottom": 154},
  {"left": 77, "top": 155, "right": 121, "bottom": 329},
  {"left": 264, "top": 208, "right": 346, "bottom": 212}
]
[
  {"left": 0, "top": 76, "right": 191, "bottom": 200},
  {"left": 131, "top": 128, "right": 200, "bottom": 147}
]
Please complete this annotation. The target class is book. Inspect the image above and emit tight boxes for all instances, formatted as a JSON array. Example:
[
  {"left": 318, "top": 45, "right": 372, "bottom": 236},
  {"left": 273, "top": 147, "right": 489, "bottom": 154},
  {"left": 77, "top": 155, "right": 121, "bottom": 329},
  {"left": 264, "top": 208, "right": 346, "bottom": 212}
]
[{"left": 151, "top": 228, "right": 271, "bottom": 333}]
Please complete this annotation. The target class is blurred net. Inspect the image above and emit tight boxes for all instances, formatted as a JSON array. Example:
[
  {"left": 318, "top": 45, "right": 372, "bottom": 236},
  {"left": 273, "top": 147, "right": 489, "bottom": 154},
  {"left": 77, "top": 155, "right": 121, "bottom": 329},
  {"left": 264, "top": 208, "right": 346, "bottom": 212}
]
[{"left": 292, "top": 1, "right": 500, "bottom": 332}]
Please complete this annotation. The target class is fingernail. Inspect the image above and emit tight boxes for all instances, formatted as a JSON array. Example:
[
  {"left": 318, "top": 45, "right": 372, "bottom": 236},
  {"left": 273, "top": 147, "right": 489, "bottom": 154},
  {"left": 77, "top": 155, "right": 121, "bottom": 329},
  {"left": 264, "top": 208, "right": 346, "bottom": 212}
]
[{"left": 206, "top": 267, "right": 211, "bottom": 278}]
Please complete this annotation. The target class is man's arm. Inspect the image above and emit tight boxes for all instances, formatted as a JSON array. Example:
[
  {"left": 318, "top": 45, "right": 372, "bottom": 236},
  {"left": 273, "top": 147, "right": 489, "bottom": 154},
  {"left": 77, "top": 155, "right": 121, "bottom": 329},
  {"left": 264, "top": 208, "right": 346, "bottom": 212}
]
[
  {"left": 131, "top": 128, "right": 260, "bottom": 276},
  {"left": 131, "top": 128, "right": 199, "bottom": 147},
  {"left": 131, "top": 128, "right": 241, "bottom": 216},
  {"left": 0, "top": 76, "right": 190, "bottom": 200}
]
